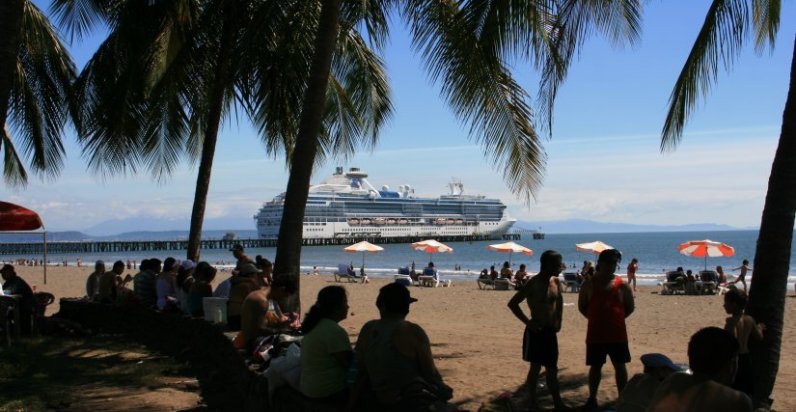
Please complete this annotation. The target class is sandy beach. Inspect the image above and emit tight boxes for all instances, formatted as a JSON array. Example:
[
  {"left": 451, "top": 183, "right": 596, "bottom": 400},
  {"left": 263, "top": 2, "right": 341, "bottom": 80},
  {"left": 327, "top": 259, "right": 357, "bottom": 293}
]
[{"left": 13, "top": 265, "right": 796, "bottom": 411}]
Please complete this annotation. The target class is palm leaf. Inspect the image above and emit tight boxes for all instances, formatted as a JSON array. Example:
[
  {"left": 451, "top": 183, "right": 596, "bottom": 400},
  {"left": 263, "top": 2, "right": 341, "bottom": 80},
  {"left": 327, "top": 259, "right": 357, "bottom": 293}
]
[
  {"left": 661, "top": 0, "right": 749, "bottom": 150},
  {"left": 1, "top": 125, "right": 28, "bottom": 187},
  {"left": 751, "top": 0, "right": 779, "bottom": 52}
]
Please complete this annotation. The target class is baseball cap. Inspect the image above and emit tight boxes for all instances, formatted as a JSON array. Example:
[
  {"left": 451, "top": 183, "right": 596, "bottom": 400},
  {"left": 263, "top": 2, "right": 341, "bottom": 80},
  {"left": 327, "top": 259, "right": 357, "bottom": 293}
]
[
  {"left": 640, "top": 353, "right": 683, "bottom": 371},
  {"left": 180, "top": 259, "right": 196, "bottom": 271},
  {"left": 229, "top": 244, "right": 244, "bottom": 252},
  {"left": 376, "top": 283, "right": 418, "bottom": 313}
]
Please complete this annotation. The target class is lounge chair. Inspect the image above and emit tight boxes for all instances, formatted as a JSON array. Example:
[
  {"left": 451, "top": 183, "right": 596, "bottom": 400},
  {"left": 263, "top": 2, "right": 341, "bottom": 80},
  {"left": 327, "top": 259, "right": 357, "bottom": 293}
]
[
  {"left": 660, "top": 271, "right": 686, "bottom": 295},
  {"left": 494, "top": 278, "right": 511, "bottom": 290},
  {"left": 394, "top": 274, "right": 414, "bottom": 287},
  {"left": 477, "top": 277, "right": 495, "bottom": 290},
  {"left": 334, "top": 264, "right": 358, "bottom": 283},
  {"left": 562, "top": 273, "right": 581, "bottom": 293},
  {"left": 698, "top": 270, "right": 719, "bottom": 295}
]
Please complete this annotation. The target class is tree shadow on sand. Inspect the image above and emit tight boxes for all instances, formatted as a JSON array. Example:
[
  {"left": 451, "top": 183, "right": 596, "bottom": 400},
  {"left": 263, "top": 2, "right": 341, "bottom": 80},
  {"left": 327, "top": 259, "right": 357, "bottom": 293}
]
[
  {"left": 473, "top": 369, "right": 618, "bottom": 412},
  {"left": 0, "top": 335, "right": 200, "bottom": 411}
]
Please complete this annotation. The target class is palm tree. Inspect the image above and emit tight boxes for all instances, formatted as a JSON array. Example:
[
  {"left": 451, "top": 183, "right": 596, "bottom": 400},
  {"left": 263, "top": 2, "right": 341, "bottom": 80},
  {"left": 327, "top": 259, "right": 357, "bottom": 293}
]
[
  {"left": 0, "top": 0, "right": 75, "bottom": 186},
  {"left": 64, "top": 0, "right": 391, "bottom": 264},
  {"left": 660, "top": 2, "right": 791, "bottom": 408},
  {"left": 272, "top": 0, "right": 642, "bottom": 307}
]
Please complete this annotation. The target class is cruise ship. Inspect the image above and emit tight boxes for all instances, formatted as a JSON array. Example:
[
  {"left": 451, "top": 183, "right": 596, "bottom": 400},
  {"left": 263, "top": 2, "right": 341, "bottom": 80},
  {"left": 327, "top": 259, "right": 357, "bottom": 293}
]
[{"left": 254, "top": 167, "right": 516, "bottom": 240}]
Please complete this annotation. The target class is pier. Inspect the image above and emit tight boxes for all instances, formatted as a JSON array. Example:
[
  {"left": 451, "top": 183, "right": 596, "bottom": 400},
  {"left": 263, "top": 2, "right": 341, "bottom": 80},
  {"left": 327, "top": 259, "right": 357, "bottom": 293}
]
[{"left": 0, "top": 233, "right": 522, "bottom": 255}]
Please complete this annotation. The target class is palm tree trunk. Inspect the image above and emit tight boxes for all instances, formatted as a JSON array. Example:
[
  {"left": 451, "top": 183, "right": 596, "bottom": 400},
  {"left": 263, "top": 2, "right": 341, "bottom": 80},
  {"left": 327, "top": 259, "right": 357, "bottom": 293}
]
[
  {"left": 186, "top": 5, "right": 237, "bottom": 262},
  {"left": 748, "top": 36, "right": 796, "bottom": 410},
  {"left": 273, "top": 0, "right": 342, "bottom": 313},
  {"left": 0, "top": 0, "right": 24, "bottom": 144}
]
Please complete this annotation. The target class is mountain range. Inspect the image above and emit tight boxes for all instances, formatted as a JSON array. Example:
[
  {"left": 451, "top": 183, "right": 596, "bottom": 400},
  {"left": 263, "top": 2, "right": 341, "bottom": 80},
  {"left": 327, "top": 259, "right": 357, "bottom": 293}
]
[{"left": 0, "top": 217, "right": 752, "bottom": 242}]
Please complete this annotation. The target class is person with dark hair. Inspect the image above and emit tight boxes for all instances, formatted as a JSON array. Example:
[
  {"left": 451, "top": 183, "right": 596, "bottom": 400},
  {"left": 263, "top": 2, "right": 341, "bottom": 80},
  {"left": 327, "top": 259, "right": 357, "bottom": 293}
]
[
  {"left": 156, "top": 257, "right": 179, "bottom": 311},
  {"left": 489, "top": 265, "right": 499, "bottom": 281},
  {"left": 730, "top": 259, "right": 752, "bottom": 292},
  {"left": 351, "top": 283, "right": 452, "bottom": 411},
  {"left": 507, "top": 250, "right": 566, "bottom": 411},
  {"left": 578, "top": 248, "right": 634, "bottom": 411},
  {"left": 500, "top": 261, "right": 514, "bottom": 279},
  {"left": 648, "top": 327, "right": 752, "bottom": 411},
  {"left": 227, "top": 263, "right": 262, "bottom": 330},
  {"left": 716, "top": 265, "right": 728, "bottom": 285},
  {"left": 1, "top": 264, "right": 34, "bottom": 335},
  {"left": 513, "top": 263, "right": 529, "bottom": 287},
  {"left": 240, "top": 276, "right": 296, "bottom": 351},
  {"left": 187, "top": 262, "right": 216, "bottom": 317},
  {"left": 133, "top": 259, "right": 158, "bottom": 308},
  {"left": 86, "top": 260, "right": 105, "bottom": 300},
  {"left": 97, "top": 260, "right": 125, "bottom": 304},
  {"left": 229, "top": 244, "right": 253, "bottom": 275},
  {"left": 626, "top": 258, "right": 638, "bottom": 292},
  {"left": 723, "top": 289, "right": 765, "bottom": 396},
  {"left": 300, "top": 286, "right": 352, "bottom": 405}
]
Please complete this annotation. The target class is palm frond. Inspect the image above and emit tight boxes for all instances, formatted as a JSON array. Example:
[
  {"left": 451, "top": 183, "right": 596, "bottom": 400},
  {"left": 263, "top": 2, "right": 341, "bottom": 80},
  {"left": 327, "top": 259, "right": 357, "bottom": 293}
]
[
  {"left": 4, "top": 2, "right": 76, "bottom": 183},
  {"left": 1, "top": 125, "right": 28, "bottom": 187},
  {"left": 752, "top": 0, "right": 780, "bottom": 53},
  {"left": 49, "top": 0, "right": 114, "bottom": 42},
  {"left": 405, "top": 0, "right": 544, "bottom": 204},
  {"left": 341, "top": 0, "right": 393, "bottom": 50},
  {"left": 661, "top": 0, "right": 749, "bottom": 150}
]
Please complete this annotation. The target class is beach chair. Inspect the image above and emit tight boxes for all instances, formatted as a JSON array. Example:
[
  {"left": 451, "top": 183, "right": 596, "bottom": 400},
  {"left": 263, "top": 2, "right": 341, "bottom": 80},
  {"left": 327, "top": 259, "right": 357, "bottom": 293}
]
[
  {"left": 660, "top": 271, "right": 686, "bottom": 295},
  {"left": 698, "top": 270, "right": 719, "bottom": 295},
  {"left": 333, "top": 264, "right": 357, "bottom": 283},
  {"left": 494, "top": 278, "right": 511, "bottom": 290},
  {"left": 562, "top": 273, "right": 581, "bottom": 293},
  {"left": 477, "top": 277, "right": 495, "bottom": 290},
  {"left": 394, "top": 275, "right": 413, "bottom": 287}
]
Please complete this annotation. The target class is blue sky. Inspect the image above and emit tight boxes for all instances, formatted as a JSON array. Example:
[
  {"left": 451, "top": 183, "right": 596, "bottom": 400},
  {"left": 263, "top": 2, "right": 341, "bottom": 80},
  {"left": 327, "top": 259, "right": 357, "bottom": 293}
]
[{"left": 2, "top": 1, "right": 795, "bottom": 232}]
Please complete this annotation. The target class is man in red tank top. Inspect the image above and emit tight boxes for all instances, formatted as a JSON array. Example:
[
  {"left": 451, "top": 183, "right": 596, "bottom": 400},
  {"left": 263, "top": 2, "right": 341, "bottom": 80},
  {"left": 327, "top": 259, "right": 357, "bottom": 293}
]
[{"left": 578, "top": 248, "right": 635, "bottom": 411}]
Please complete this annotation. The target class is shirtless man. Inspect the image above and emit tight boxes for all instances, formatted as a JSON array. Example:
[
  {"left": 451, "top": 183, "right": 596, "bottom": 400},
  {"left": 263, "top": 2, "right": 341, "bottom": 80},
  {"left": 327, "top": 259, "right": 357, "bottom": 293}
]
[
  {"left": 730, "top": 259, "right": 752, "bottom": 292},
  {"left": 578, "top": 248, "right": 634, "bottom": 411},
  {"left": 240, "top": 276, "right": 295, "bottom": 351},
  {"left": 648, "top": 327, "right": 752, "bottom": 412},
  {"left": 723, "top": 289, "right": 764, "bottom": 396},
  {"left": 508, "top": 250, "right": 566, "bottom": 411}
]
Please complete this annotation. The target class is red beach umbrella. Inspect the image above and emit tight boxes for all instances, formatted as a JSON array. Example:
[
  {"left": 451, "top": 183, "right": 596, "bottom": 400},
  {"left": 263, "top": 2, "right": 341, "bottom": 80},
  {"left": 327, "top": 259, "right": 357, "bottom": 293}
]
[
  {"left": 678, "top": 239, "right": 735, "bottom": 270},
  {"left": 0, "top": 201, "right": 43, "bottom": 231}
]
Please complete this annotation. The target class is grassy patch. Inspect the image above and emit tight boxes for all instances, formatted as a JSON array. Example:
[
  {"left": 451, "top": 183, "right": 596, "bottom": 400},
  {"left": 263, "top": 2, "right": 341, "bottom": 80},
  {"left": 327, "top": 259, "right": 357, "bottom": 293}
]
[{"left": 0, "top": 335, "right": 196, "bottom": 411}]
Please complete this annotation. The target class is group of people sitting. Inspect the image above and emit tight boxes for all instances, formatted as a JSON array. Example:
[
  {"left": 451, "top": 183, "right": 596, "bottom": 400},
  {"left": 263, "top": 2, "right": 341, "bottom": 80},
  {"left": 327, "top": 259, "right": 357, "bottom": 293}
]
[
  {"left": 298, "top": 282, "right": 451, "bottom": 411},
  {"left": 477, "top": 261, "right": 529, "bottom": 289}
]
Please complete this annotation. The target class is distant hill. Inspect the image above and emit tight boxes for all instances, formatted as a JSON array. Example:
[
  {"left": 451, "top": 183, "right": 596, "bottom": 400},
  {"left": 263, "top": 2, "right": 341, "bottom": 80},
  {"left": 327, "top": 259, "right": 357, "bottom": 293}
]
[
  {"left": 0, "top": 229, "right": 259, "bottom": 243},
  {"left": 515, "top": 219, "right": 749, "bottom": 234},
  {"left": 82, "top": 216, "right": 254, "bottom": 236}
]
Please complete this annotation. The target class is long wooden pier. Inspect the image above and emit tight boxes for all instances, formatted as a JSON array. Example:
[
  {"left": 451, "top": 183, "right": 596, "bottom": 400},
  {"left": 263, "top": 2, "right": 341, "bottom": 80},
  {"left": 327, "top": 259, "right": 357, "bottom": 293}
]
[{"left": 0, "top": 233, "right": 521, "bottom": 255}]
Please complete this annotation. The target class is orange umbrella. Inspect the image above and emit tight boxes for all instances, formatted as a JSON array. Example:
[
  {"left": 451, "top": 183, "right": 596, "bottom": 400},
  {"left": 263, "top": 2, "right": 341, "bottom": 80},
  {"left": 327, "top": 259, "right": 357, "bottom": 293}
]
[
  {"left": 678, "top": 239, "right": 735, "bottom": 270},
  {"left": 487, "top": 241, "right": 533, "bottom": 264},
  {"left": 576, "top": 240, "right": 614, "bottom": 255},
  {"left": 344, "top": 241, "right": 384, "bottom": 269},
  {"left": 411, "top": 239, "right": 453, "bottom": 254}
]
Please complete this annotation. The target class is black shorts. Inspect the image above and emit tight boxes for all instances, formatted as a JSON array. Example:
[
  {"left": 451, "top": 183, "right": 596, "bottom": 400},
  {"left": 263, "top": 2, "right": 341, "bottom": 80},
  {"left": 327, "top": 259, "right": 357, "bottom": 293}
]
[
  {"left": 523, "top": 326, "right": 559, "bottom": 368},
  {"left": 586, "top": 342, "right": 631, "bottom": 366}
]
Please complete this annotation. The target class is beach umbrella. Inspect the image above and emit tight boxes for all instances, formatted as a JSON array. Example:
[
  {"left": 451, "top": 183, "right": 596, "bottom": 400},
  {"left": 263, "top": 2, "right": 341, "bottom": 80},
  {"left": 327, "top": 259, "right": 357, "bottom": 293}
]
[
  {"left": 487, "top": 241, "right": 533, "bottom": 264},
  {"left": 411, "top": 239, "right": 454, "bottom": 254},
  {"left": 678, "top": 239, "right": 735, "bottom": 270},
  {"left": 344, "top": 241, "right": 384, "bottom": 270},
  {"left": 576, "top": 240, "right": 614, "bottom": 255}
]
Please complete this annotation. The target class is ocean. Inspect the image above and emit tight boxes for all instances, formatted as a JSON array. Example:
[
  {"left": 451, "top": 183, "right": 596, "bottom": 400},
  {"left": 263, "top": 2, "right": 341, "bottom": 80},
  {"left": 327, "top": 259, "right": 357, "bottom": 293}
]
[{"left": 6, "top": 230, "right": 796, "bottom": 288}]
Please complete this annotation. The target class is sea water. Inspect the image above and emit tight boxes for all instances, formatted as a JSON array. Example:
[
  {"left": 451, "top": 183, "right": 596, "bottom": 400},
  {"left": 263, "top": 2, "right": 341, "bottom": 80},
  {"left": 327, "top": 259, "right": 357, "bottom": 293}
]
[{"left": 7, "top": 230, "right": 796, "bottom": 287}]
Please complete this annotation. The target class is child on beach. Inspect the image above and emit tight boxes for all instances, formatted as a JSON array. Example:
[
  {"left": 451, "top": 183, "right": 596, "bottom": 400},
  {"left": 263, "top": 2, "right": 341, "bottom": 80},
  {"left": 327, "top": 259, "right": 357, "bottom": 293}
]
[
  {"left": 730, "top": 260, "right": 752, "bottom": 292},
  {"left": 723, "top": 289, "right": 765, "bottom": 397},
  {"left": 626, "top": 258, "right": 638, "bottom": 292}
]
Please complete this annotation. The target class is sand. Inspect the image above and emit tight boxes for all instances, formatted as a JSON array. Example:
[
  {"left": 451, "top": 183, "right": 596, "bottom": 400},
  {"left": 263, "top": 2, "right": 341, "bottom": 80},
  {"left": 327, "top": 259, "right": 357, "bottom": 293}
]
[{"left": 12, "top": 265, "right": 796, "bottom": 411}]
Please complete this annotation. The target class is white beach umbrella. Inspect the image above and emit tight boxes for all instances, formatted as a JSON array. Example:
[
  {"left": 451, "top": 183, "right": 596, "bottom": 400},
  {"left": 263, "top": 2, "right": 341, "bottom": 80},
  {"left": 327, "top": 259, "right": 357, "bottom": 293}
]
[
  {"left": 344, "top": 241, "right": 384, "bottom": 270},
  {"left": 411, "top": 239, "right": 454, "bottom": 254},
  {"left": 487, "top": 241, "right": 533, "bottom": 264}
]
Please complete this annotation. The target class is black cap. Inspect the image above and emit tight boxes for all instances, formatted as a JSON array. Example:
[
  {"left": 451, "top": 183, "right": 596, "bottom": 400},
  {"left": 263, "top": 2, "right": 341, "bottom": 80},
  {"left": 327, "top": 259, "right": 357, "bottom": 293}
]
[
  {"left": 377, "top": 283, "right": 418, "bottom": 313},
  {"left": 229, "top": 244, "right": 244, "bottom": 252}
]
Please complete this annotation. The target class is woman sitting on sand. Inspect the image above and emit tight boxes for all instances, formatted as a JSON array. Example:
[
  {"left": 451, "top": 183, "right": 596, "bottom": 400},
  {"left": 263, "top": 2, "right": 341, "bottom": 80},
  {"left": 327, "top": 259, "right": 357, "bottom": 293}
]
[
  {"left": 499, "top": 261, "right": 513, "bottom": 279},
  {"left": 723, "top": 289, "right": 764, "bottom": 397},
  {"left": 299, "top": 286, "right": 352, "bottom": 406},
  {"left": 513, "top": 264, "right": 529, "bottom": 287},
  {"left": 187, "top": 262, "right": 217, "bottom": 317}
]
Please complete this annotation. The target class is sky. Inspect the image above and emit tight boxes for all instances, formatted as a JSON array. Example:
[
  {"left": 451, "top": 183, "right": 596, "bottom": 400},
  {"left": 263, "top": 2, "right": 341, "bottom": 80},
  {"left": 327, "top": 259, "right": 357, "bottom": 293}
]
[{"left": 2, "top": 1, "right": 795, "bottom": 232}]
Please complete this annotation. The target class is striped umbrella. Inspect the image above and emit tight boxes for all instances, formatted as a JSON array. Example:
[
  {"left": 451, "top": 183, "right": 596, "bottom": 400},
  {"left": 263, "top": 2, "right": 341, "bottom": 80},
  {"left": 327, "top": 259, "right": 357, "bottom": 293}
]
[
  {"left": 678, "top": 239, "right": 735, "bottom": 270},
  {"left": 487, "top": 241, "right": 533, "bottom": 264},
  {"left": 576, "top": 240, "right": 614, "bottom": 255},
  {"left": 344, "top": 241, "right": 384, "bottom": 270}
]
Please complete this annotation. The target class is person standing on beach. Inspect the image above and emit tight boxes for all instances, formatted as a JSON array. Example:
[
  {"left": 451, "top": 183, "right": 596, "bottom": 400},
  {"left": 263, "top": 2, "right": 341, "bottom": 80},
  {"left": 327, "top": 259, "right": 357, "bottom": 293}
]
[
  {"left": 507, "top": 250, "right": 566, "bottom": 411},
  {"left": 578, "top": 248, "right": 635, "bottom": 411},
  {"left": 626, "top": 258, "right": 638, "bottom": 292},
  {"left": 723, "top": 289, "right": 764, "bottom": 397},
  {"left": 730, "top": 259, "right": 752, "bottom": 292},
  {"left": 230, "top": 244, "right": 253, "bottom": 275}
]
